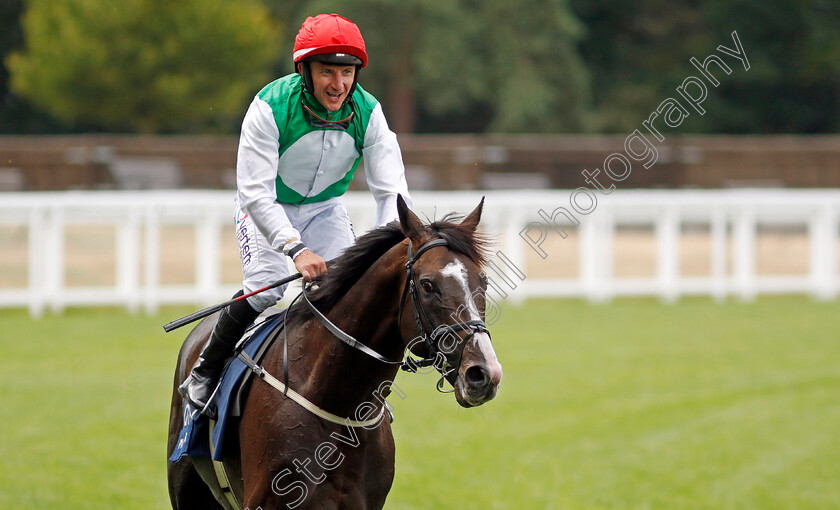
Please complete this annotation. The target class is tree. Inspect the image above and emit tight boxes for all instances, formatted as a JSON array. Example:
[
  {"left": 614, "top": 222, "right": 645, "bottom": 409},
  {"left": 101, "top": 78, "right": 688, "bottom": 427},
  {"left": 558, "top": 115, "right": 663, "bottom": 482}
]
[
  {"left": 700, "top": 0, "right": 840, "bottom": 133},
  {"left": 571, "top": 0, "right": 840, "bottom": 133},
  {"left": 0, "top": 0, "right": 64, "bottom": 133},
  {"left": 277, "top": 0, "right": 592, "bottom": 133},
  {"left": 417, "top": 0, "right": 592, "bottom": 133},
  {"left": 7, "top": 0, "right": 281, "bottom": 133}
]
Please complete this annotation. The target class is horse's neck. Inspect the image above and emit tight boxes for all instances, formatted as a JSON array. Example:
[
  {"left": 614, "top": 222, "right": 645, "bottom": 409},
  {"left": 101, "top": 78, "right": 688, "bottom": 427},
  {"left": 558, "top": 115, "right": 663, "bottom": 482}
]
[{"left": 302, "top": 248, "right": 407, "bottom": 414}]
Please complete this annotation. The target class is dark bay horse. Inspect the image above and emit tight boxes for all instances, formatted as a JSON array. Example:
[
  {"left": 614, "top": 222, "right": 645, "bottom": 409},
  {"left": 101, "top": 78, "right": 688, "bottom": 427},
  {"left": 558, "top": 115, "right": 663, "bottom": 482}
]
[{"left": 167, "top": 196, "right": 503, "bottom": 509}]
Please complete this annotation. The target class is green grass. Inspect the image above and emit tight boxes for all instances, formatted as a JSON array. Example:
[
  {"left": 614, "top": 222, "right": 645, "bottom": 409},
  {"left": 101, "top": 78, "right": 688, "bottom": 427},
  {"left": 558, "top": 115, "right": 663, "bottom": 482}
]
[{"left": 1, "top": 297, "right": 839, "bottom": 509}]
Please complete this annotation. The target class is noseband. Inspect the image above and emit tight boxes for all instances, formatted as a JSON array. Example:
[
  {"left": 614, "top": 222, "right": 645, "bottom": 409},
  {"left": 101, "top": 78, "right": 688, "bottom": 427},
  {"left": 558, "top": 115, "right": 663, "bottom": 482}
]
[{"left": 303, "top": 237, "right": 490, "bottom": 390}]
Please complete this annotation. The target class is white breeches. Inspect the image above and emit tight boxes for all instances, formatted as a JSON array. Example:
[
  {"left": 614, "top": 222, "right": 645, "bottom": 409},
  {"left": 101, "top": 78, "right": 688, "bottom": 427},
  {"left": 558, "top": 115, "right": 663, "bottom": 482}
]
[{"left": 234, "top": 197, "right": 356, "bottom": 312}]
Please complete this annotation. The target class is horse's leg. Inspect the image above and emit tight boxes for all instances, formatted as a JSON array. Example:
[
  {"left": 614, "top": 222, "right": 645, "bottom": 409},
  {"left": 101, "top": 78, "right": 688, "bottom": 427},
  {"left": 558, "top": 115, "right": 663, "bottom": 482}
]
[
  {"left": 348, "top": 424, "right": 396, "bottom": 510},
  {"left": 168, "top": 458, "right": 224, "bottom": 510},
  {"left": 237, "top": 411, "right": 396, "bottom": 509},
  {"left": 238, "top": 381, "right": 319, "bottom": 509},
  {"left": 167, "top": 316, "right": 227, "bottom": 510}
]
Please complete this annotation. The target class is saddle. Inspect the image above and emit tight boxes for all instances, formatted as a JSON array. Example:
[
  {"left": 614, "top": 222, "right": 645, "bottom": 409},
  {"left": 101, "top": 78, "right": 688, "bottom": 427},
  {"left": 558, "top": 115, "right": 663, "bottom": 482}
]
[{"left": 170, "top": 310, "right": 286, "bottom": 462}]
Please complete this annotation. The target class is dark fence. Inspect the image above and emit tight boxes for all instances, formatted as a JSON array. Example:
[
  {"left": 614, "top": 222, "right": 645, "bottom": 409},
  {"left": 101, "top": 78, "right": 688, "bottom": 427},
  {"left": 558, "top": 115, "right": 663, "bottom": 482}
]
[{"left": 1, "top": 134, "right": 839, "bottom": 191}]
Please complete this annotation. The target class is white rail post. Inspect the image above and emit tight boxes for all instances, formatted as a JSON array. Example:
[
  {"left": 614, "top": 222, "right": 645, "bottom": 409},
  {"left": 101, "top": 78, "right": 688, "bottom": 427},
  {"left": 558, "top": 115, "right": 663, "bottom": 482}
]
[
  {"left": 27, "top": 206, "right": 46, "bottom": 317},
  {"left": 143, "top": 206, "right": 161, "bottom": 314},
  {"left": 116, "top": 207, "right": 141, "bottom": 313},
  {"left": 579, "top": 211, "right": 596, "bottom": 302},
  {"left": 504, "top": 208, "right": 527, "bottom": 305},
  {"left": 601, "top": 210, "right": 615, "bottom": 302},
  {"left": 809, "top": 203, "right": 837, "bottom": 300},
  {"left": 711, "top": 209, "right": 728, "bottom": 302},
  {"left": 733, "top": 206, "right": 756, "bottom": 302},
  {"left": 656, "top": 204, "right": 680, "bottom": 303},
  {"left": 45, "top": 205, "right": 66, "bottom": 313},
  {"left": 581, "top": 208, "right": 612, "bottom": 302}
]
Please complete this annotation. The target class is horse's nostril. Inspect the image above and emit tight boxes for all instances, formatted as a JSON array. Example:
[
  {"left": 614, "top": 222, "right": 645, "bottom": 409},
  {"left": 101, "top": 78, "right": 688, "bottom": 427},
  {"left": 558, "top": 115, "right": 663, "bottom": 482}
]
[{"left": 465, "top": 365, "right": 489, "bottom": 387}]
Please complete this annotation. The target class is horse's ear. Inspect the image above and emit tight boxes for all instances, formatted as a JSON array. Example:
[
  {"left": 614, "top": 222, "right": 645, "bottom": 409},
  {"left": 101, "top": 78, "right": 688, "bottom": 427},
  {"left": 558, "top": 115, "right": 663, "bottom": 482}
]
[
  {"left": 397, "top": 194, "right": 426, "bottom": 242},
  {"left": 460, "top": 196, "right": 484, "bottom": 233}
]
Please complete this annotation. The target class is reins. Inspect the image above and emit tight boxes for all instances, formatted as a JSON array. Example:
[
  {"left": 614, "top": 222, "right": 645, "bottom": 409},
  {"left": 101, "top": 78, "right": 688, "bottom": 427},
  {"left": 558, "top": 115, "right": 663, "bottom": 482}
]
[
  {"left": 238, "top": 235, "right": 490, "bottom": 427},
  {"left": 234, "top": 290, "right": 387, "bottom": 429},
  {"left": 301, "top": 286, "right": 404, "bottom": 365}
]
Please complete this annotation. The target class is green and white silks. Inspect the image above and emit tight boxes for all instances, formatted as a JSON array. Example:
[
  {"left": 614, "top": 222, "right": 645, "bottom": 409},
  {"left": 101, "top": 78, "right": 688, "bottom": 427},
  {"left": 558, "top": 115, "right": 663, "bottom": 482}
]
[{"left": 236, "top": 73, "right": 411, "bottom": 253}]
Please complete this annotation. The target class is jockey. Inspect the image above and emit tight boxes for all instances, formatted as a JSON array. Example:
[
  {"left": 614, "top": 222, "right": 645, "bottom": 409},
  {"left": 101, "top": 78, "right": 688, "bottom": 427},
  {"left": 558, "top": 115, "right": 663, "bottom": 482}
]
[{"left": 179, "top": 13, "right": 412, "bottom": 416}]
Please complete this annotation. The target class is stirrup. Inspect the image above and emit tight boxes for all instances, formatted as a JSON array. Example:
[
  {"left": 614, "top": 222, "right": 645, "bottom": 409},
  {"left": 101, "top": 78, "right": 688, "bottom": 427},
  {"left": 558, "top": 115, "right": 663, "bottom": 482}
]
[
  {"left": 197, "top": 384, "right": 221, "bottom": 420},
  {"left": 179, "top": 377, "right": 221, "bottom": 420}
]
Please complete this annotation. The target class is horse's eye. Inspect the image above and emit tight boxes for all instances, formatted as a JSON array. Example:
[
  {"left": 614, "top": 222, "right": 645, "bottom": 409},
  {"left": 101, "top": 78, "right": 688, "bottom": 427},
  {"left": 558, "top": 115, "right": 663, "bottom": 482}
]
[{"left": 420, "top": 279, "right": 435, "bottom": 293}]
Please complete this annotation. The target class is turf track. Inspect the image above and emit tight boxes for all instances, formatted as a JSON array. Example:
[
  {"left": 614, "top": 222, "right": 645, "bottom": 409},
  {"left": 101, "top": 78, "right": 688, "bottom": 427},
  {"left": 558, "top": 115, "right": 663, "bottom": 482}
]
[{"left": 1, "top": 297, "right": 838, "bottom": 509}]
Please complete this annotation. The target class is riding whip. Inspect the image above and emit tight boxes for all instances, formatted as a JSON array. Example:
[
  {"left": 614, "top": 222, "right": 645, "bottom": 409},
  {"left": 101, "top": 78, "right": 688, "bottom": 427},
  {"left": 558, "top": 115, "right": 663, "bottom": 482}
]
[{"left": 163, "top": 272, "right": 302, "bottom": 332}]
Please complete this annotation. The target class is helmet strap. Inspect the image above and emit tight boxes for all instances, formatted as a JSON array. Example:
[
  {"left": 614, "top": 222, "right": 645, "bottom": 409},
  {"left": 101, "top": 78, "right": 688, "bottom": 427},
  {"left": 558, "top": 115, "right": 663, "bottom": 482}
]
[
  {"left": 297, "top": 61, "right": 362, "bottom": 109},
  {"left": 348, "top": 66, "right": 361, "bottom": 100},
  {"left": 298, "top": 61, "right": 315, "bottom": 95}
]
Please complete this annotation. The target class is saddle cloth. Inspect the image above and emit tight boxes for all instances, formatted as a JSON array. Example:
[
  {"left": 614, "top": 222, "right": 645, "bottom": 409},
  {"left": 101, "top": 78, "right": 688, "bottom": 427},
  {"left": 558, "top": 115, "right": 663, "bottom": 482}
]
[{"left": 169, "top": 310, "right": 286, "bottom": 462}]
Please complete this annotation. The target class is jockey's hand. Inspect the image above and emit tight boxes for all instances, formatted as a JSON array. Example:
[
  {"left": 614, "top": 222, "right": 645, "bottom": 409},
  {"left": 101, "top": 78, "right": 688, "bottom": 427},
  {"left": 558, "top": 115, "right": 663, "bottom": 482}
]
[{"left": 293, "top": 250, "right": 328, "bottom": 281}]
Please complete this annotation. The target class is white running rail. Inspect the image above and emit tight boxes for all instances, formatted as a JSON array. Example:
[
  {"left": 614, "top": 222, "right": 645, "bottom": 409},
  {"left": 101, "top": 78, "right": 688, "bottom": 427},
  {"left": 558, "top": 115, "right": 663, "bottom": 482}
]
[{"left": 0, "top": 189, "right": 838, "bottom": 316}]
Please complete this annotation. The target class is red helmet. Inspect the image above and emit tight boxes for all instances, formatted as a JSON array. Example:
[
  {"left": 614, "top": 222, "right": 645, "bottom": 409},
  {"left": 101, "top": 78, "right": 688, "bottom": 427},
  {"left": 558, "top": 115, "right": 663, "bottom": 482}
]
[{"left": 293, "top": 14, "right": 368, "bottom": 68}]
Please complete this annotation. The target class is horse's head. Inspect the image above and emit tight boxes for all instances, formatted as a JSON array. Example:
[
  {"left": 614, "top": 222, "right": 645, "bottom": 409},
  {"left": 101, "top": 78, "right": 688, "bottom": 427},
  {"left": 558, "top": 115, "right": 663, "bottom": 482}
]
[{"left": 396, "top": 195, "right": 503, "bottom": 408}]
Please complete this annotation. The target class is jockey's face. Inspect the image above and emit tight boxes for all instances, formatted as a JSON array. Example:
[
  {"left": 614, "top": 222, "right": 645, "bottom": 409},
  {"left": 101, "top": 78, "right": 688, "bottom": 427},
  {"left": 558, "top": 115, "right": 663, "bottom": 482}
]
[{"left": 308, "top": 61, "right": 356, "bottom": 112}]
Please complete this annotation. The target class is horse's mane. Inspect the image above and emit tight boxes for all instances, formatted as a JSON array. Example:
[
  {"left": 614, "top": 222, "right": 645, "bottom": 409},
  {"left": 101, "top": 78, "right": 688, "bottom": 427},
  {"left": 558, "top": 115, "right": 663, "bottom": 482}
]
[{"left": 286, "top": 214, "right": 489, "bottom": 325}]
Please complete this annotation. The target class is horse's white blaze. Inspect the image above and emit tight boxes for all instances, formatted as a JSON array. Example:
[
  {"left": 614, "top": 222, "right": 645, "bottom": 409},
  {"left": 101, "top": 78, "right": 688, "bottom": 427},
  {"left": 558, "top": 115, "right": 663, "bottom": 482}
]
[
  {"left": 440, "top": 260, "right": 480, "bottom": 321},
  {"left": 441, "top": 260, "right": 502, "bottom": 385},
  {"left": 473, "top": 331, "right": 502, "bottom": 384}
]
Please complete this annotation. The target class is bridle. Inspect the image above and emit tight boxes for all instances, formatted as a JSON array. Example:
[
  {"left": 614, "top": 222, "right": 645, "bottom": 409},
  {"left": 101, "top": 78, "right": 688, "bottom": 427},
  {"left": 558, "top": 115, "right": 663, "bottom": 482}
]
[
  {"left": 302, "top": 236, "right": 490, "bottom": 391},
  {"left": 235, "top": 236, "right": 492, "bottom": 430},
  {"left": 396, "top": 239, "right": 490, "bottom": 390}
]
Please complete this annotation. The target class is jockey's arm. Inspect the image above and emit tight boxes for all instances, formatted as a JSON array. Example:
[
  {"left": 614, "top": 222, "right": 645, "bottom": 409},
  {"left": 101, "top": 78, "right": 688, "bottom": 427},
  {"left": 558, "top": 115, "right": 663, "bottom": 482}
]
[
  {"left": 362, "top": 103, "right": 413, "bottom": 226},
  {"left": 236, "top": 97, "right": 304, "bottom": 251}
]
